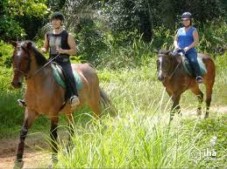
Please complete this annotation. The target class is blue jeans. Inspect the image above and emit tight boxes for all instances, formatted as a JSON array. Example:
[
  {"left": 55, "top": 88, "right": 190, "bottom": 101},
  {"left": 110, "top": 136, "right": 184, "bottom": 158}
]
[{"left": 185, "top": 50, "right": 201, "bottom": 77}]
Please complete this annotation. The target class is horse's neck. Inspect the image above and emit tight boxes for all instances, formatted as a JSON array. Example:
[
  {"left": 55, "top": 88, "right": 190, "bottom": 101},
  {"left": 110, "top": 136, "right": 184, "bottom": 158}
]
[
  {"left": 26, "top": 65, "right": 53, "bottom": 90},
  {"left": 168, "top": 57, "right": 183, "bottom": 78}
]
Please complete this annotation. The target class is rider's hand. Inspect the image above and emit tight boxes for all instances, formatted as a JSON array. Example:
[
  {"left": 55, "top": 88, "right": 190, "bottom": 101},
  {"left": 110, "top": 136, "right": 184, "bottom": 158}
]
[
  {"left": 41, "top": 47, "right": 47, "bottom": 53},
  {"left": 56, "top": 47, "right": 65, "bottom": 54},
  {"left": 184, "top": 47, "right": 190, "bottom": 53}
]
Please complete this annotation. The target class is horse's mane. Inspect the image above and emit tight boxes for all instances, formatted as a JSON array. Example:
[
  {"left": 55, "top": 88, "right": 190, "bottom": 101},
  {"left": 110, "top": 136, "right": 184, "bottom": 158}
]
[{"left": 24, "top": 40, "right": 47, "bottom": 66}]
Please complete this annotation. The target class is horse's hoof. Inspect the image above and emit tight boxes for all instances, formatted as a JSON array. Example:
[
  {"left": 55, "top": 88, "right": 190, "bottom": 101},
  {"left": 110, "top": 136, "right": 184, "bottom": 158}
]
[
  {"left": 197, "top": 109, "right": 202, "bottom": 116},
  {"left": 14, "top": 161, "right": 24, "bottom": 169},
  {"left": 204, "top": 114, "right": 209, "bottom": 119},
  {"left": 48, "top": 158, "right": 58, "bottom": 169},
  {"left": 17, "top": 99, "right": 26, "bottom": 107}
]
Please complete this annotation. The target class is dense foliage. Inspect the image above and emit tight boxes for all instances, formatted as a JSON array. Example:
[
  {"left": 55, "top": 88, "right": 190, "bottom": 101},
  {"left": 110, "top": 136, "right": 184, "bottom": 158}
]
[{"left": 0, "top": 0, "right": 226, "bottom": 62}]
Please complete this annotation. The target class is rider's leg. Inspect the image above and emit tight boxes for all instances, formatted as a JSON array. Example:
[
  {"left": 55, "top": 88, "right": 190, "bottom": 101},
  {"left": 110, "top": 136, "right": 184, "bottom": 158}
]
[
  {"left": 185, "top": 51, "right": 203, "bottom": 83},
  {"left": 60, "top": 61, "right": 80, "bottom": 107}
]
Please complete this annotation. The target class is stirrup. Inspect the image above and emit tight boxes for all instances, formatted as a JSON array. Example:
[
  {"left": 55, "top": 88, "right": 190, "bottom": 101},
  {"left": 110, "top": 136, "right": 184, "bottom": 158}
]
[
  {"left": 196, "top": 76, "right": 203, "bottom": 83},
  {"left": 70, "top": 95, "right": 80, "bottom": 109},
  {"left": 17, "top": 99, "right": 26, "bottom": 107}
]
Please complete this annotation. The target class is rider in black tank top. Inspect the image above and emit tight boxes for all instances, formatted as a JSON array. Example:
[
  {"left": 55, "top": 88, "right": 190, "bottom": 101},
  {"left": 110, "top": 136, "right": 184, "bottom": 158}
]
[{"left": 42, "top": 12, "right": 80, "bottom": 108}]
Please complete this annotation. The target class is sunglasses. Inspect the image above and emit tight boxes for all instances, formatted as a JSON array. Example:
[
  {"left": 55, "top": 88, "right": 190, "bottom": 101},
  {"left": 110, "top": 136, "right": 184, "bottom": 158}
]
[{"left": 182, "top": 19, "right": 190, "bottom": 21}]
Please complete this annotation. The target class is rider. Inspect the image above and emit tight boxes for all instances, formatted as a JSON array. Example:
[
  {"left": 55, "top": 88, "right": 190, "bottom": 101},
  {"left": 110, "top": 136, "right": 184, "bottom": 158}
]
[
  {"left": 18, "top": 12, "right": 80, "bottom": 108},
  {"left": 41, "top": 12, "right": 80, "bottom": 108},
  {"left": 173, "top": 12, "right": 203, "bottom": 83}
]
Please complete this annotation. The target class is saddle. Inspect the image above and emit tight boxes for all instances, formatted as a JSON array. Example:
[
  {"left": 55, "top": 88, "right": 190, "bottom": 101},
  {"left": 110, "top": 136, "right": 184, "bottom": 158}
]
[
  {"left": 51, "top": 62, "right": 82, "bottom": 90},
  {"left": 170, "top": 49, "right": 207, "bottom": 77},
  {"left": 180, "top": 55, "right": 207, "bottom": 77}
]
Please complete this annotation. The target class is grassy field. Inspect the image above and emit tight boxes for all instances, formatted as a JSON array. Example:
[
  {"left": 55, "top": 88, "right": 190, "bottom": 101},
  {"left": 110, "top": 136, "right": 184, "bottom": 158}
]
[
  {"left": 0, "top": 48, "right": 226, "bottom": 168},
  {"left": 54, "top": 54, "right": 227, "bottom": 168}
]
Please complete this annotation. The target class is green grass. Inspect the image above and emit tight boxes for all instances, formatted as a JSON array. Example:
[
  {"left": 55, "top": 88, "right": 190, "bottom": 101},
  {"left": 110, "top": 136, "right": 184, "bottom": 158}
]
[{"left": 54, "top": 54, "right": 227, "bottom": 168}]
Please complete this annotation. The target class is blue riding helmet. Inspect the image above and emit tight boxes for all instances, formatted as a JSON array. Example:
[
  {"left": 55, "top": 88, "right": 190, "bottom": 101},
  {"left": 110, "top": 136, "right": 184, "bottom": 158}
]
[{"left": 181, "top": 12, "right": 192, "bottom": 19}]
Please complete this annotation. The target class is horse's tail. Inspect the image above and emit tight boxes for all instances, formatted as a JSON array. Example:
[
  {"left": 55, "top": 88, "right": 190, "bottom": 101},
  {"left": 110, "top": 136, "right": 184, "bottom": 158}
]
[{"left": 99, "top": 87, "right": 117, "bottom": 116}]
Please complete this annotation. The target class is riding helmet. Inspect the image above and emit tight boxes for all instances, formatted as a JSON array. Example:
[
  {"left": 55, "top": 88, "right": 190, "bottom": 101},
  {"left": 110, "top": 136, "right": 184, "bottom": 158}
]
[
  {"left": 50, "top": 12, "right": 65, "bottom": 21},
  {"left": 181, "top": 12, "right": 192, "bottom": 19}
]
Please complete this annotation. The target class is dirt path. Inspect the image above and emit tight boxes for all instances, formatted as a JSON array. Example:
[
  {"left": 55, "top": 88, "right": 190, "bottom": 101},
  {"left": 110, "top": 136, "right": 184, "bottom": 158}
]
[
  {"left": 1, "top": 106, "right": 227, "bottom": 169},
  {"left": 0, "top": 133, "right": 51, "bottom": 169}
]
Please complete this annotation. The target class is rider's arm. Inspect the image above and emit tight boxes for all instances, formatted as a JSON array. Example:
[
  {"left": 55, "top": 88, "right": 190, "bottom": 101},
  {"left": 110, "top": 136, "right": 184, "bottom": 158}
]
[
  {"left": 184, "top": 29, "right": 199, "bottom": 52},
  {"left": 57, "top": 33, "right": 76, "bottom": 56},
  {"left": 174, "top": 34, "right": 179, "bottom": 49}
]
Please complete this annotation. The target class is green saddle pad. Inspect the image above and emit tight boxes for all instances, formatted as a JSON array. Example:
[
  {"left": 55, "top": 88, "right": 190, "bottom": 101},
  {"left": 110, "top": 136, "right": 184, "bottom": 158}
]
[
  {"left": 182, "top": 56, "right": 207, "bottom": 76},
  {"left": 51, "top": 63, "right": 83, "bottom": 90}
]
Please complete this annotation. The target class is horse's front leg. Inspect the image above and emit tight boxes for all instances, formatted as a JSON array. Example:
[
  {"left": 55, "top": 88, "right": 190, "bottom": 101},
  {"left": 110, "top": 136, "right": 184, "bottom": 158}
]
[
  {"left": 66, "top": 113, "right": 74, "bottom": 152},
  {"left": 14, "top": 109, "right": 36, "bottom": 169},
  {"left": 170, "top": 94, "right": 181, "bottom": 121},
  {"left": 50, "top": 117, "right": 59, "bottom": 164}
]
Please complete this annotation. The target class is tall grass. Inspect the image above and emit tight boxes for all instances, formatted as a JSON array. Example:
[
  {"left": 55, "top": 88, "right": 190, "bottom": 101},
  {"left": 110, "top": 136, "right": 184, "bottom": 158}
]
[{"left": 54, "top": 53, "right": 227, "bottom": 168}]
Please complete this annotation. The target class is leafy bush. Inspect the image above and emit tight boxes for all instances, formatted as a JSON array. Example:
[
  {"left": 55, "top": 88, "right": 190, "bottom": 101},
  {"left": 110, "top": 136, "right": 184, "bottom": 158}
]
[{"left": 0, "top": 41, "right": 13, "bottom": 67}]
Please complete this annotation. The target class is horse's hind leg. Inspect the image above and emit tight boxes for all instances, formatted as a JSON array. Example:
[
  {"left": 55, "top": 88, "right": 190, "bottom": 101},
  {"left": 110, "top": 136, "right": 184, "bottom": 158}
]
[
  {"left": 204, "top": 59, "right": 215, "bottom": 118},
  {"left": 14, "top": 109, "right": 37, "bottom": 168},
  {"left": 190, "top": 86, "right": 203, "bottom": 116},
  {"left": 88, "top": 88, "right": 101, "bottom": 118},
  {"left": 205, "top": 83, "right": 214, "bottom": 119}
]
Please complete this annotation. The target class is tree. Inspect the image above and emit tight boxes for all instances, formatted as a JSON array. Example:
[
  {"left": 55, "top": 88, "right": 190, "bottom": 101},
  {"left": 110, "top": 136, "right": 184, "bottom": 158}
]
[{"left": 0, "top": 0, "right": 48, "bottom": 41}]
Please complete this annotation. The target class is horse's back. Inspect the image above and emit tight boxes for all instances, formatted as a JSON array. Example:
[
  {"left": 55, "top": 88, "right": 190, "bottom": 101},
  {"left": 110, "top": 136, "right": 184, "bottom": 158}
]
[
  {"left": 71, "top": 63, "right": 98, "bottom": 80},
  {"left": 198, "top": 53, "right": 215, "bottom": 70},
  {"left": 71, "top": 63, "right": 99, "bottom": 93},
  {"left": 198, "top": 53, "right": 215, "bottom": 83}
]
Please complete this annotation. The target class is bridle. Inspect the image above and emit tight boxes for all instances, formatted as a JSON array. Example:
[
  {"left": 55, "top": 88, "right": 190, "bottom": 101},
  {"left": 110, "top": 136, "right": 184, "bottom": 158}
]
[
  {"left": 158, "top": 53, "right": 181, "bottom": 81},
  {"left": 168, "top": 62, "right": 181, "bottom": 80},
  {"left": 13, "top": 45, "right": 59, "bottom": 80}
]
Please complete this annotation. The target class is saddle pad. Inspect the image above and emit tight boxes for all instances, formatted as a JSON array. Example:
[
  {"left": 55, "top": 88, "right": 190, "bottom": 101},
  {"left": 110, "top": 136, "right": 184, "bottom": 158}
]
[
  {"left": 182, "top": 56, "right": 207, "bottom": 76},
  {"left": 51, "top": 63, "right": 83, "bottom": 90}
]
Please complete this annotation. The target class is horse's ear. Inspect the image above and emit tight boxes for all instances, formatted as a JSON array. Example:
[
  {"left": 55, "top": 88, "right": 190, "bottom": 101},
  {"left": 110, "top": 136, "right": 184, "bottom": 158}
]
[{"left": 26, "top": 41, "right": 33, "bottom": 49}]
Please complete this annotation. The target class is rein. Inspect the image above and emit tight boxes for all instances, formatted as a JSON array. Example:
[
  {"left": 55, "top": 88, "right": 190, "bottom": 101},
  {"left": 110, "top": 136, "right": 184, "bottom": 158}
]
[
  {"left": 168, "top": 62, "right": 181, "bottom": 80},
  {"left": 26, "top": 54, "right": 60, "bottom": 79}
]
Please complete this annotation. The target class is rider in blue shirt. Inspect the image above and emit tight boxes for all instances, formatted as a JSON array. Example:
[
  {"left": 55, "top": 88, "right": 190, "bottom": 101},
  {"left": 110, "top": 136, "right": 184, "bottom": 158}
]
[{"left": 174, "top": 12, "right": 203, "bottom": 83}]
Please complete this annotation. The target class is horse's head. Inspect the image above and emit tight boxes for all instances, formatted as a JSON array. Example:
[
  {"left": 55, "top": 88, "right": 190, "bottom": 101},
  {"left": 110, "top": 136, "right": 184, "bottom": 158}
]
[
  {"left": 11, "top": 41, "right": 34, "bottom": 88},
  {"left": 157, "top": 50, "right": 178, "bottom": 81}
]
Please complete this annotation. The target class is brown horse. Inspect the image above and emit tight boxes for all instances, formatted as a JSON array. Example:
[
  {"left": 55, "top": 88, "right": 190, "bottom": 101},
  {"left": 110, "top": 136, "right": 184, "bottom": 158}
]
[
  {"left": 11, "top": 40, "right": 112, "bottom": 168},
  {"left": 157, "top": 50, "right": 215, "bottom": 120}
]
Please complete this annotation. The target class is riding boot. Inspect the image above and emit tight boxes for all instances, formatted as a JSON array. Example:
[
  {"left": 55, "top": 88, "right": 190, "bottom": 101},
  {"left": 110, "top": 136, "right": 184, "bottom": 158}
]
[{"left": 191, "top": 64, "right": 203, "bottom": 83}]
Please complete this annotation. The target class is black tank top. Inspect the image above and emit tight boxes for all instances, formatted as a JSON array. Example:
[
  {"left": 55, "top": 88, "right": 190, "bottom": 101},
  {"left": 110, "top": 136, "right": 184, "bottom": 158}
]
[{"left": 47, "top": 30, "right": 70, "bottom": 59}]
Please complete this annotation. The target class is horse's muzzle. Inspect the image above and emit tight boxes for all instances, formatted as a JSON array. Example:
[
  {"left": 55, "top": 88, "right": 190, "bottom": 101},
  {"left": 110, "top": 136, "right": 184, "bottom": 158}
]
[
  {"left": 158, "top": 75, "right": 164, "bottom": 81},
  {"left": 157, "top": 71, "right": 165, "bottom": 81},
  {"left": 11, "top": 81, "right": 22, "bottom": 88}
]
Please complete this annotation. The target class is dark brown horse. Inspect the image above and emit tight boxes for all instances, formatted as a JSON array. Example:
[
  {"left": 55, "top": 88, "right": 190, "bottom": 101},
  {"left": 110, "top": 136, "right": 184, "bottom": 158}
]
[
  {"left": 157, "top": 50, "right": 215, "bottom": 120},
  {"left": 11, "top": 40, "right": 112, "bottom": 168}
]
